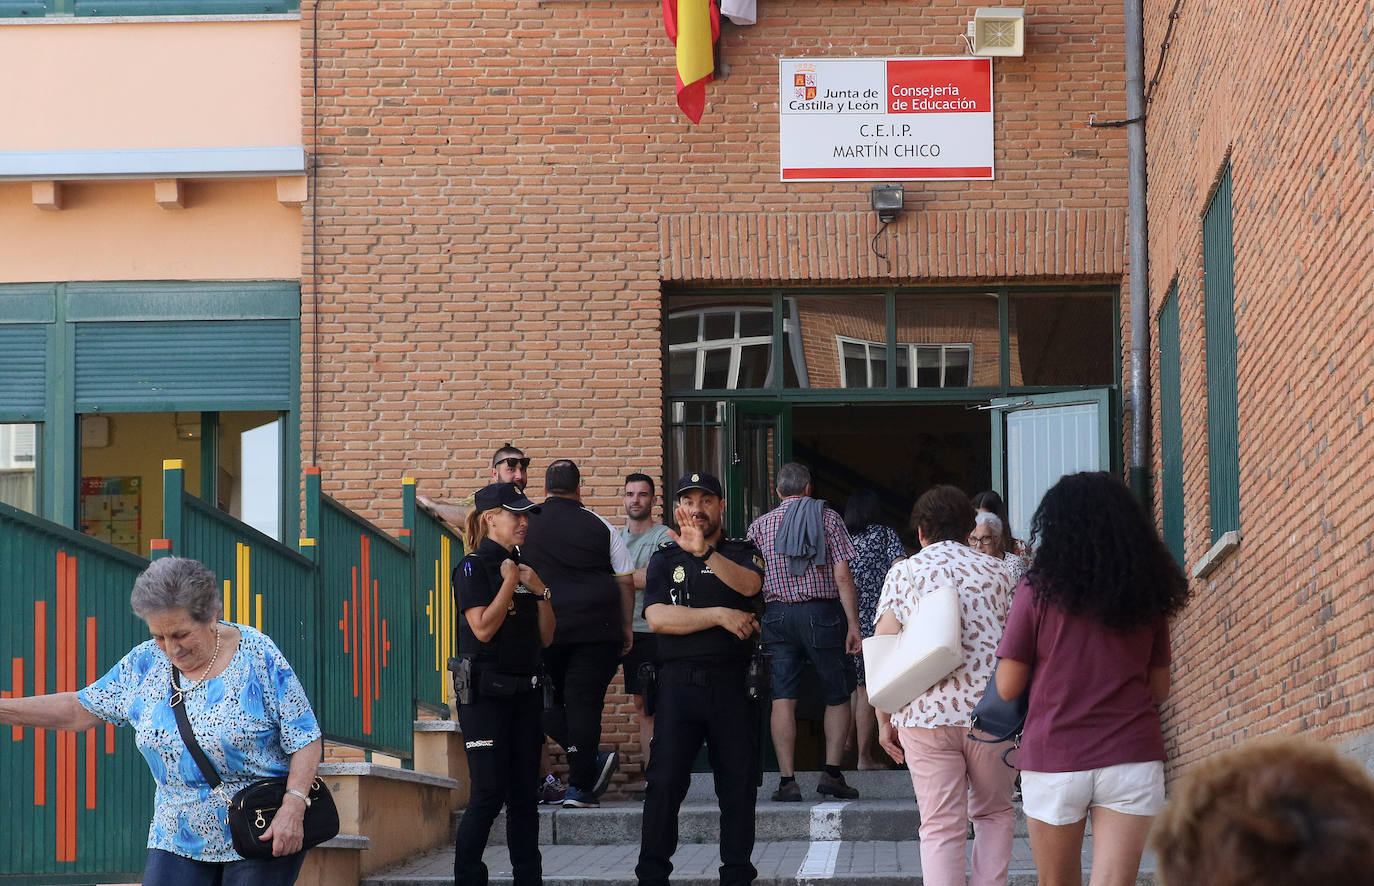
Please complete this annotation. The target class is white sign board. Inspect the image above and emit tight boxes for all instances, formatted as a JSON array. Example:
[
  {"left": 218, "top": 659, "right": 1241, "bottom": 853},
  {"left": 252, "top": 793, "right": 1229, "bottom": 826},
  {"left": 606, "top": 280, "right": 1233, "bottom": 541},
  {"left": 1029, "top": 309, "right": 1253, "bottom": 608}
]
[{"left": 779, "top": 57, "right": 994, "bottom": 182}]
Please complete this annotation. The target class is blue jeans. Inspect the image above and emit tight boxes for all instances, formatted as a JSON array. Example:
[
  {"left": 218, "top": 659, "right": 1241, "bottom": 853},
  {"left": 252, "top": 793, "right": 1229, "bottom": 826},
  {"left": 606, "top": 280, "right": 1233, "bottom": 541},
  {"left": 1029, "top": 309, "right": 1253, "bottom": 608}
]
[
  {"left": 143, "top": 847, "right": 307, "bottom": 886},
  {"left": 761, "top": 598, "right": 856, "bottom": 706}
]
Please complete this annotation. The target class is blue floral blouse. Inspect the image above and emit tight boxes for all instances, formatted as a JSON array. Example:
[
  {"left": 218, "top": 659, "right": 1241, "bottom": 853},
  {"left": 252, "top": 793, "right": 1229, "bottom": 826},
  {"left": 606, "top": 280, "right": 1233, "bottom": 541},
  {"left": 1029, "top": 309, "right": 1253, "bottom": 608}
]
[{"left": 76, "top": 623, "right": 321, "bottom": 862}]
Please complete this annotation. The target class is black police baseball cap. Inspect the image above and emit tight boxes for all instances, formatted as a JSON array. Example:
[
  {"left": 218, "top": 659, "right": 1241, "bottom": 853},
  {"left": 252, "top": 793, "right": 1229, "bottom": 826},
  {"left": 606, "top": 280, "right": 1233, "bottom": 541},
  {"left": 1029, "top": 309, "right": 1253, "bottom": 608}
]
[
  {"left": 473, "top": 482, "right": 541, "bottom": 514},
  {"left": 675, "top": 471, "right": 723, "bottom": 498}
]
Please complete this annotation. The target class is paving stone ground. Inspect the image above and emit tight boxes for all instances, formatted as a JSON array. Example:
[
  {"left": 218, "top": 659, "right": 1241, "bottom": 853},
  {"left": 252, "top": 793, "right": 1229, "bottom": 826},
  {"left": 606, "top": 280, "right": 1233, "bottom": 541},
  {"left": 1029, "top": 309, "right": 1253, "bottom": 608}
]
[{"left": 366, "top": 838, "right": 1158, "bottom": 885}]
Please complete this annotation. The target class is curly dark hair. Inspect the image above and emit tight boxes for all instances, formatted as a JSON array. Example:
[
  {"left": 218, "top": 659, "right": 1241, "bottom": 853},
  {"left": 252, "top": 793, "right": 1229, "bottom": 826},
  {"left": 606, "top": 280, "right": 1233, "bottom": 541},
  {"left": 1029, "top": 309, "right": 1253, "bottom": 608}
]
[{"left": 1025, "top": 471, "right": 1190, "bottom": 631}]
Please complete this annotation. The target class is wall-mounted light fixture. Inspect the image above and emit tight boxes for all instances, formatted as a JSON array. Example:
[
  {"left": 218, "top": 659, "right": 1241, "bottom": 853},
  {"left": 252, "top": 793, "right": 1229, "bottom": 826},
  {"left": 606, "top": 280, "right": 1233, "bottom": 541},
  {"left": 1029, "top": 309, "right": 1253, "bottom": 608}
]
[
  {"left": 968, "top": 7, "right": 1025, "bottom": 57},
  {"left": 870, "top": 183, "right": 904, "bottom": 223}
]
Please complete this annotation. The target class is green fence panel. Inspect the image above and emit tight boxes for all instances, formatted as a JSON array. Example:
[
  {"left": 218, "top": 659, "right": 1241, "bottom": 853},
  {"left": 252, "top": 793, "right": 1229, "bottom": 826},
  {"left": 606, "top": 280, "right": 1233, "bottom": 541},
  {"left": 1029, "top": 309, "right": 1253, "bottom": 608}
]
[
  {"left": 0, "top": 502, "right": 151, "bottom": 883},
  {"left": 162, "top": 463, "right": 319, "bottom": 707},
  {"left": 403, "top": 479, "right": 462, "bottom": 715},
  {"left": 307, "top": 471, "right": 415, "bottom": 758}
]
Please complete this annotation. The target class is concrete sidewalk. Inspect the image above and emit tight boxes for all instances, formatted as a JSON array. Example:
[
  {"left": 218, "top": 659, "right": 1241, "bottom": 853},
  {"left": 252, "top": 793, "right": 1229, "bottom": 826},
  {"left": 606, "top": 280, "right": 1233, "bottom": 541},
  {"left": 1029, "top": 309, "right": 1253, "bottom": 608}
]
[{"left": 364, "top": 838, "right": 1158, "bottom": 886}]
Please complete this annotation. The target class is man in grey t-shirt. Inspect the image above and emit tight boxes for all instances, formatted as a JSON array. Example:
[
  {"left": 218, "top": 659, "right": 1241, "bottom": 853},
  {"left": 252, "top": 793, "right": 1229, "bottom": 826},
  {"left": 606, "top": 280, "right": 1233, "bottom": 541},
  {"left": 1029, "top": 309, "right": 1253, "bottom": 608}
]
[{"left": 618, "top": 472, "right": 671, "bottom": 780}]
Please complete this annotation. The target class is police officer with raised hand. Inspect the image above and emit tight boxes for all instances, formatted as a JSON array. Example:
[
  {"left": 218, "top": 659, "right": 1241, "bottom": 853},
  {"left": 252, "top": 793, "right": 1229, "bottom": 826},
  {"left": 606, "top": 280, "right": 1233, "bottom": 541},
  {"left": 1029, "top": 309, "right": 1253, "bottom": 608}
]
[
  {"left": 635, "top": 471, "right": 766, "bottom": 886},
  {"left": 452, "top": 482, "right": 554, "bottom": 886}
]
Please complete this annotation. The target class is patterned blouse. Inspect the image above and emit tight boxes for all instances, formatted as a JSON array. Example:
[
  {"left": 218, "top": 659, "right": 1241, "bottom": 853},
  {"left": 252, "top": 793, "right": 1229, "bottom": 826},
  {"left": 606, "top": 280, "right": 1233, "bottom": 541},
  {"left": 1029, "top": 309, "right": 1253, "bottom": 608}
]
[
  {"left": 851, "top": 524, "right": 908, "bottom": 637},
  {"left": 875, "top": 541, "right": 1016, "bottom": 729},
  {"left": 77, "top": 624, "right": 321, "bottom": 862}
]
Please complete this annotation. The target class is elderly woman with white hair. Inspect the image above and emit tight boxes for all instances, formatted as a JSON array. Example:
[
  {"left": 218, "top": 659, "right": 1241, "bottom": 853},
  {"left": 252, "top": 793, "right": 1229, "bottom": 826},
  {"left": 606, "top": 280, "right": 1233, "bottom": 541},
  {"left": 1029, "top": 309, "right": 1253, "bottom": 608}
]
[
  {"left": 966, "top": 510, "right": 1027, "bottom": 582},
  {"left": 0, "top": 556, "right": 322, "bottom": 885}
]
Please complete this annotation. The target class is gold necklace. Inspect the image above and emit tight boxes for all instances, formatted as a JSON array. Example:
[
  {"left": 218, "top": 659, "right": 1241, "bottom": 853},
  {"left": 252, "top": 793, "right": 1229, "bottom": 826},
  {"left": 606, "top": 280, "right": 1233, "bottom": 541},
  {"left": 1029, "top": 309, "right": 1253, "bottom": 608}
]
[{"left": 183, "top": 625, "right": 222, "bottom": 690}]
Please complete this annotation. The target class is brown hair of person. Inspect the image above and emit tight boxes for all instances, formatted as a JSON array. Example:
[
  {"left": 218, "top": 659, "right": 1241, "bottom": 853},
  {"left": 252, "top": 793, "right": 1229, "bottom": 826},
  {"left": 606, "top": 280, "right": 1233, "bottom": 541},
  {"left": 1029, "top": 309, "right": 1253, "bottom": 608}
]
[
  {"left": 1152, "top": 736, "right": 1374, "bottom": 886},
  {"left": 911, "top": 485, "right": 976, "bottom": 545}
]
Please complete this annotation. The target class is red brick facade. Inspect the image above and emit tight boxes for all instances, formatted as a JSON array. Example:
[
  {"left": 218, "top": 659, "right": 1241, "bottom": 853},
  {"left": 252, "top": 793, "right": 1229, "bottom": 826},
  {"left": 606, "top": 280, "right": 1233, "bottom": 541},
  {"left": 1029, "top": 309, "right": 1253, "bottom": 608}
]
[
  {"left": 301, "top": 0, "right": 1133, "bottom": 781},
  {"left": 1143, "top": 0, "right": 1374, "bottom": 768}
]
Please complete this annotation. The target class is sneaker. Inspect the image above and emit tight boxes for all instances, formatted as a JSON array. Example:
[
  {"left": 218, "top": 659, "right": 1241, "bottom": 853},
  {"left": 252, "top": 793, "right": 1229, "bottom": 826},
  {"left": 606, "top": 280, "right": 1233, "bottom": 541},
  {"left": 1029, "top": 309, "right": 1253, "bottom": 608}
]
[
  {"left": 817, "top": 772, "right": 860, "bottom": 799},
  {"left": 538, "top": 774, "right": 567, "bottom": 805},
  {"left": 562, "top": 786, "right": 599, "bottom": 808},
  {"left": 591, "top": 750, "right": 620, "bottom": 797},
  {"left": 771, "top": 779, "right": 802, "bottom": 802}
]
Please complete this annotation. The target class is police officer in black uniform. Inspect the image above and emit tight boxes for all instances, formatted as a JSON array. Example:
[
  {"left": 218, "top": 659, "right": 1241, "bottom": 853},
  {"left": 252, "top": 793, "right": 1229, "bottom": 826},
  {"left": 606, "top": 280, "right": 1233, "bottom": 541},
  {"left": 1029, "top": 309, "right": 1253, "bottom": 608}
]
[
  {"left": 451, "top": 482, "right": 555, "bottom": 886},
  {"left": 635, "top": 471, "right": 766, "bottom": 886}
]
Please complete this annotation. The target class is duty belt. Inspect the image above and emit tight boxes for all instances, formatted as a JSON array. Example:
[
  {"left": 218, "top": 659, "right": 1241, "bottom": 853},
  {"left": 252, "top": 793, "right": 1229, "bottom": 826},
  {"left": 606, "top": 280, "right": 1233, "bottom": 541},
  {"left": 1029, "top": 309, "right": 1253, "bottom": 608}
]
[{"left": 661, "top": 661, "right": 747, "bottom": 687}]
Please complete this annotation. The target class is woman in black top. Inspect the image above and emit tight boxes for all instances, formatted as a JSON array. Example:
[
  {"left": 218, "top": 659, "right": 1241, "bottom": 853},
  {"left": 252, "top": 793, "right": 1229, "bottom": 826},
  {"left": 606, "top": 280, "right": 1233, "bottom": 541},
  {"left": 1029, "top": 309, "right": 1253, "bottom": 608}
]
[{"left": 452, "top": 482, "right": 555, "bottom": 886}]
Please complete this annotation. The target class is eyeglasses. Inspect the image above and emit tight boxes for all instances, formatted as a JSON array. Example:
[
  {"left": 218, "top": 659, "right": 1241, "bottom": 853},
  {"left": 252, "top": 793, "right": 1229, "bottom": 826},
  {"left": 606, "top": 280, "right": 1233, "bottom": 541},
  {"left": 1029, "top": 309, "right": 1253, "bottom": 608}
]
[
  {"left": 496, "top": 457, "right": 530, "bottom": 470},
  {"left": 967, "top": 535, "right": 999, "bottom": 549}
]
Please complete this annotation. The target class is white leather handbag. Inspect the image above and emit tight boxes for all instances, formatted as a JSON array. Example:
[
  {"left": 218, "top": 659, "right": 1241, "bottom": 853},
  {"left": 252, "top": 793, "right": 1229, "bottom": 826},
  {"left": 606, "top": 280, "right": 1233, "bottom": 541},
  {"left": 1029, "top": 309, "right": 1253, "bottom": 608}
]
[{"left": 862, "top": 583, "right": 963, "bottom": 714}]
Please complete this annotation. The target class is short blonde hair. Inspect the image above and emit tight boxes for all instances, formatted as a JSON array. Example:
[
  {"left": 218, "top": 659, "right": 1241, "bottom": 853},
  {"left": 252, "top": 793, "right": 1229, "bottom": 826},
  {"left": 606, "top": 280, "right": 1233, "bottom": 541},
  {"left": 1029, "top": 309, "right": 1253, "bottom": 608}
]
[{"left": 1152, "top": 736, "right": 1374, "bottom": 886}]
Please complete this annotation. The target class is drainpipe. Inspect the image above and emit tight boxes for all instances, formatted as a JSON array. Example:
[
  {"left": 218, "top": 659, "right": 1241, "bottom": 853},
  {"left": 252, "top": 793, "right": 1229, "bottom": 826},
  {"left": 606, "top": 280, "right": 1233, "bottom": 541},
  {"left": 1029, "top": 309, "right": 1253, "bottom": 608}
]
[{"left": 1125, "top": 0, "right": 1150, "bottom": 504}]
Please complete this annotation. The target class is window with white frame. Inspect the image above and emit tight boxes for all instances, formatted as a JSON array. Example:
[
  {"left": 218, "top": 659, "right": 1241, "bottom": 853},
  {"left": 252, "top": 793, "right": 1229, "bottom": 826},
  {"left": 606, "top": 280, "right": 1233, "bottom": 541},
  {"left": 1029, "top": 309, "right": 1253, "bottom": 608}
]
[
  {"left": 837, "top": 338, "right": 973, "bottom": 388},
  {"left": 668, "top": 306, "right": 809, "bottom": 390},
  {"left": 0, "top": 422, "right": 38, "bottom": 513}
]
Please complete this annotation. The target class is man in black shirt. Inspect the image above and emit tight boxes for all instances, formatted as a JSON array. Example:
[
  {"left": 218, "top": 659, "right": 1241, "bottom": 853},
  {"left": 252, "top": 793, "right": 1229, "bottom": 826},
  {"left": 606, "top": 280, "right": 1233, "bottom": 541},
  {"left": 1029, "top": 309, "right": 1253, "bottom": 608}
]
[
  {"left": 522, "top": 458, "right": 636, "bottom": 808},
  {"left": 635, "top": 471, "right": 765, "bottom": 886}
]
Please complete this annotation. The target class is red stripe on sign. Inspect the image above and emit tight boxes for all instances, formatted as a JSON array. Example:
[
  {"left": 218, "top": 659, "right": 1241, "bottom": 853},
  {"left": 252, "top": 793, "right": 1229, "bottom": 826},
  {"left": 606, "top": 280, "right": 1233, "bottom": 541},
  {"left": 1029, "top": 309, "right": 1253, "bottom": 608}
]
[{"left": 782, "top": 166, "right": 993, "bottom": 180}]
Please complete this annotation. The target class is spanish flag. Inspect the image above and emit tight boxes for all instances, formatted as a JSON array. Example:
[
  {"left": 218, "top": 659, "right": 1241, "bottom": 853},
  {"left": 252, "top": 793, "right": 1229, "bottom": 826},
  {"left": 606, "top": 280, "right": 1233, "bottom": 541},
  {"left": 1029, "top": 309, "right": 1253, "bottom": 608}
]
[{"left": 663, "top": 0, "right": 720, "bottom": 123}]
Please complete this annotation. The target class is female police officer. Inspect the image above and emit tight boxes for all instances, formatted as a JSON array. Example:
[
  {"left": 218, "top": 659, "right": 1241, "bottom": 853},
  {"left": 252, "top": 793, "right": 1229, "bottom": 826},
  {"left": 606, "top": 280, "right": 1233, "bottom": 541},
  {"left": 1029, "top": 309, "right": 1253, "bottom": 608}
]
[{"left": 453, "top": 482, "right": 555, "bottom": 886}]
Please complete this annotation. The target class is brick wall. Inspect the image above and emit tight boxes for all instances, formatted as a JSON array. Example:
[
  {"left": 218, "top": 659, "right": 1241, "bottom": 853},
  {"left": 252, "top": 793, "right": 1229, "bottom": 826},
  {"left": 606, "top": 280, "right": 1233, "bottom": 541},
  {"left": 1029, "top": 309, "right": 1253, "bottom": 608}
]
[
  {"left": 302, "top": 0, "right": 1131, "bottom": 777},
  {"left": 1143, "top": 0, "right": 1374, "bottom": 772}
]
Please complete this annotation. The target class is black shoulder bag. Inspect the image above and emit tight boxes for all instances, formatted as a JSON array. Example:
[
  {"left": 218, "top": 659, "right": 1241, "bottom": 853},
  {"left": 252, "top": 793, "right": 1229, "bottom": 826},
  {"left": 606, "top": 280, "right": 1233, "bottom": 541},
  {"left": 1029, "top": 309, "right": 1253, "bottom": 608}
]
[
  {"left": 967, "top": 666, "right": 1030, "bottom": 769},
  {"left": 170, "top": 669, "right": 339, "bottom": 859}
]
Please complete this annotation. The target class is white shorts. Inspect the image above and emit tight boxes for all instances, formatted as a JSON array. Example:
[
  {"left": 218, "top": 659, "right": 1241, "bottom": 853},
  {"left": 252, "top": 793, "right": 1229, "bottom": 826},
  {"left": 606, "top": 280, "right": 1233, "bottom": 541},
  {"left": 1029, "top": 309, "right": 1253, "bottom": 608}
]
[{"left": 1021, "top": 761, "right": 1165, "bottom": 825}]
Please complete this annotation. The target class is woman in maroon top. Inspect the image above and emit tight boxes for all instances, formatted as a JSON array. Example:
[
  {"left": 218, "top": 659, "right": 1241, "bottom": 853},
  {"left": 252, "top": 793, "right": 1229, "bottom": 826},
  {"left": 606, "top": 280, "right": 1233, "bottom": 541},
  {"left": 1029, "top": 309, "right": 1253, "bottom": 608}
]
[{"left": 994, "top": 472, "right": 1191, "bottom": 886}]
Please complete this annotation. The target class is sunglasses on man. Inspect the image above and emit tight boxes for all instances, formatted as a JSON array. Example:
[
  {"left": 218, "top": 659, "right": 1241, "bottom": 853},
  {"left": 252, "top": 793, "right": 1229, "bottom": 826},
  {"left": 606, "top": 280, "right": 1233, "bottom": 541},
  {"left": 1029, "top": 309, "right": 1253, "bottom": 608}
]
[{"left": 496, "top": 457, "right": 531, "bottom": 470}]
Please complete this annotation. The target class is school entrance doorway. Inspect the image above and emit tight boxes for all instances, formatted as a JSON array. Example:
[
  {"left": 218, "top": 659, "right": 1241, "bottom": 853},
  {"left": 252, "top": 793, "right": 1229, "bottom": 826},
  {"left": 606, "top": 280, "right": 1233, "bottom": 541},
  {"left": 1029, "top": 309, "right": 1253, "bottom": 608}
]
[{"left": 663, "top": 286, "right": 1119, "bottom": 770}]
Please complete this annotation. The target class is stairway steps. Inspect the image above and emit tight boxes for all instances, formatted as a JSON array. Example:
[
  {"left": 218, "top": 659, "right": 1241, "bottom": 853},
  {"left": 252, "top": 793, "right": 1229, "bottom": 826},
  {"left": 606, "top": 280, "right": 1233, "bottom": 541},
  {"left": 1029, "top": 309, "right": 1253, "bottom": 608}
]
[
  {"left": 469, "top": 799, "right": 1039, "bottom": 845},
  {"left": 363, "top": 839, "right": 1156, "bottom": 886}
]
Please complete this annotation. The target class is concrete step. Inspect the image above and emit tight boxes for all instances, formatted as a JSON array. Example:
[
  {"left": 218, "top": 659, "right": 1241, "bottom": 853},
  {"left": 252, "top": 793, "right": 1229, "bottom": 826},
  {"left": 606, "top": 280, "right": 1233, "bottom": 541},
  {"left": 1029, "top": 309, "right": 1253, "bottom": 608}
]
[
  {"left": 467, "top": 796, "right": 1037, "bottom": 846},
  {"left": 364, "top": 839, "right": 1157, "bottom": 886},
  {"left": 690, "top": 769, "right": 918, "bottom": 801}
]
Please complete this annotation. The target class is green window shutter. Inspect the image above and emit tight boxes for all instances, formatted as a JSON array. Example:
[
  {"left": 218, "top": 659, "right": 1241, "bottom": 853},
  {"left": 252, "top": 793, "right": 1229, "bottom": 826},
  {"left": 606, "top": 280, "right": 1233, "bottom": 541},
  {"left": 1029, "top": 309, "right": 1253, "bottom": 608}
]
[
  {"left": 73, "top": 320, "right": 294, "bottom": 413},
  {"left": 75, "top": 0, "right": 295, "bottom": 13},
  {"left": 1158, "top": 285, "right": 1184, "bottom": 565},
  {"left": 1203, "top": 166, "right": 1240, "bottom": 541},
  {"left": 0, "top": 0, "right": 47, "bottom": 16},
  {"left": 0, "top": 325, "right": 47, "bottom": 420}
]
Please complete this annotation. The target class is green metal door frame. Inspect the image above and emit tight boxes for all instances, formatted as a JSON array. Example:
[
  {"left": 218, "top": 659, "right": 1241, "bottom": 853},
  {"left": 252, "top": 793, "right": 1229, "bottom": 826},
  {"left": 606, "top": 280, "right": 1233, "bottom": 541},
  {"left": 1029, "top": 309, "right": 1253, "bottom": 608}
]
[
  {"left": 724, "top": 399, "right": 792, "bottom": 537},
  {"left": 990, "top": 388, "right": 1114, "bottom": 536}
]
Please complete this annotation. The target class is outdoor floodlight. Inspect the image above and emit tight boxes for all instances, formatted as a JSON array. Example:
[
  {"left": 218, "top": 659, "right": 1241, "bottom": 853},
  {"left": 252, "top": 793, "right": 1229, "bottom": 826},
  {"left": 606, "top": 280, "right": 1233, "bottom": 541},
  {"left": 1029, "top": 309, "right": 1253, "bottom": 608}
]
[
  {"left": 968, "top": 8, "right": 1025, "bottom": 57},
  {"left": 870, "top": 184, "right": 904, "bottom": 223}
]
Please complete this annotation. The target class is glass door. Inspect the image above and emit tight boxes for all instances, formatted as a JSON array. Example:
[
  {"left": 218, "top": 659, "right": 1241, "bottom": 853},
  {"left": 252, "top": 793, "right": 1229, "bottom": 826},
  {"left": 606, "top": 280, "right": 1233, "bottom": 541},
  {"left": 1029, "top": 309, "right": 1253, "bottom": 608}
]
[
  {"left": 724, "top": 400, "right": 792, "bottom": 537},
  {"left": 990, "top": 389, "right": 1112, "bottom": 543}
]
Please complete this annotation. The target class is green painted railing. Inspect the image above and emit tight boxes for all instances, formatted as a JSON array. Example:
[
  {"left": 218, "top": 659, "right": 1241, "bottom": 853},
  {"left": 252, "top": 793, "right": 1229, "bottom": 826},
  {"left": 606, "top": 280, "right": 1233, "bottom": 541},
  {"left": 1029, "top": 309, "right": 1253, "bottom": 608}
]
[
  {"left": 2, "top": 462, "right": 455, "bottom": 881},
  {"left": 161, "top": 460, "right": 320, "bottom": 705},
  {"left": 306, "top": 469, "right": 417, "bottom": 759},
  {"left": 0, "top": 502, "right": 151, "bottom": 885},
  {"left": 403, "top": 478, "right": 463, "bottom": 714}
]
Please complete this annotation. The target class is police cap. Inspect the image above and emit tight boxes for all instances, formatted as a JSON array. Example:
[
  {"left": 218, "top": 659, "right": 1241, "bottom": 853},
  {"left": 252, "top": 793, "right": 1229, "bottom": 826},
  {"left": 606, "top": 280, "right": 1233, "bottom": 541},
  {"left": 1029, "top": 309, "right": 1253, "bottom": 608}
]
[
  {"left": 674, "top": 471, "right": 724, "bottom": 498},
  {"left": 473, "top": 482, "right": 541, "bottom": 514}
]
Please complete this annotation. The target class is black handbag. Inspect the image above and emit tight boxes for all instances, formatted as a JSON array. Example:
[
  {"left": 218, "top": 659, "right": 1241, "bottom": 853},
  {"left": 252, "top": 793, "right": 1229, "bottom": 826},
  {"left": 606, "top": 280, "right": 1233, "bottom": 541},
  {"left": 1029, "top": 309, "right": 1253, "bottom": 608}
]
[
  {"left": 170, "top": 670, "right": 340, "bottom": 859},
  {"left": 968, "top": 666, "right": 1029, "bottom": 756}
]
